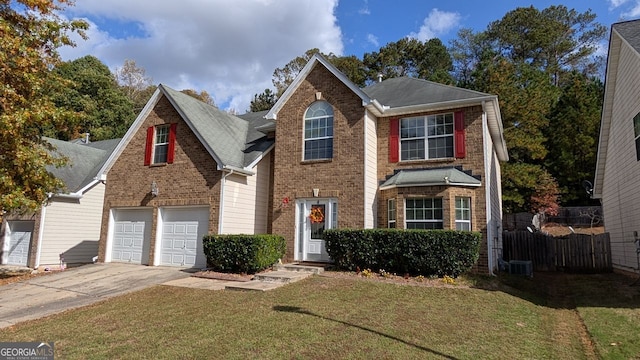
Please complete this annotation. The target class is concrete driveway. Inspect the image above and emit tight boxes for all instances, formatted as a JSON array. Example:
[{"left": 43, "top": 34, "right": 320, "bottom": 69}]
[{"left": 0, "top": 263, "right": 192, "bottom": 329}]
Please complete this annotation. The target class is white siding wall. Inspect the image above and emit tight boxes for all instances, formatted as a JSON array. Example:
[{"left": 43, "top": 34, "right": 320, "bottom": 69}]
[
  {"left": 221, "top": 156, "right": 271, "bottom": 234},
  {"left": 364, "top": 111, "right": 378, "bottom": 228},
  {"left": 602, "top": 41, "right": 640, "bottom": 272},
  {"left": 39, "top": 183, "right": 105, "bottom": 266}
]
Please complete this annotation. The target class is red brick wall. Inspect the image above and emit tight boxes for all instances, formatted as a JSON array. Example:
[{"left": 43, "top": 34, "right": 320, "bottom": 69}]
[
  {"left": 271, "top": 65, "right": 366, "bottom": 261},
  {"left": 98, "top": 95, "right": 222, "bottom": 264}
]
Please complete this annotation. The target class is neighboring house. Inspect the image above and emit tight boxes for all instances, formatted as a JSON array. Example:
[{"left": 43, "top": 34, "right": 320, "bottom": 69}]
[
  {"left": 594, "top": 19, "right": 640, "bottom": 273},
  {"left": 96, "top": 86, "right": 273, "bottom": 268},
  {"left": 0, "top": 137, "right": 118, "bottom": 268},
  {"left": 97, "top": 54, "right": 508, "bottom": 273}
]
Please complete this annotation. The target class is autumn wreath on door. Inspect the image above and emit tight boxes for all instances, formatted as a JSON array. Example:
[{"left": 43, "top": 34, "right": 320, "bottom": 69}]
[{"left": 309, "top": 206, "right": 325, "bottom": 224}]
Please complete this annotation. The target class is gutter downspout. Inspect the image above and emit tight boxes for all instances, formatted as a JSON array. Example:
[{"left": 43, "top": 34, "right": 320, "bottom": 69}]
[
  {"left": 481, "top": 103, "right": 495, "bottom": 276},
  {"left": 35, "top": 203, "right": 47, "bottom": 269},
  {"left": 218, "top": 169, "right": 235, "bottom": 234}
]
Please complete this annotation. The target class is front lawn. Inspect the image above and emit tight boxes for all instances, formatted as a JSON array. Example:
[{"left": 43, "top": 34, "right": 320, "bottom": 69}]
[{"left": 1, "top": 272, "right": 615, "bottom": 359}]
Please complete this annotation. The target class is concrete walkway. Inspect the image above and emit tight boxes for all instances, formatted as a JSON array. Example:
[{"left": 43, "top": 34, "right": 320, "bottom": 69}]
[{"left": 0, "top": 263, "right": 323, "bottom": 329}]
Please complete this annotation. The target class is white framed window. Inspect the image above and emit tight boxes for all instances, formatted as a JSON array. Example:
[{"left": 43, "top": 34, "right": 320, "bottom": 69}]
[
  {"left": 405, "top": 198, "right": 443, "bottom": 229},
  {"left": 388, "top": 198, "right": 396, "bottom": 228},
  {"left": 304, "top": 101, "right": 334, "bottom": 160},
  {"left": 153, "top": 125, "right": 170, "bottom": 164},
  {"left": 455, "top": 197, "right": 471, "bottom": 231},
  {"left": 400, "top": 113, "right": 454, "bottom": 160}
]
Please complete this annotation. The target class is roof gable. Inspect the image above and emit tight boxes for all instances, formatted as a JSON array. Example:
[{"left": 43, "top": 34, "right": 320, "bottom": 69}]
[{"left": 98, "top": 85, "right": 273, "bottom": 178}]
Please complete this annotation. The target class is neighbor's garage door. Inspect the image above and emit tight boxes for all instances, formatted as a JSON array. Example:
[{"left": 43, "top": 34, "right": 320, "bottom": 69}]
[
  {"left": 160, "top": 207, "right": 208, "bottom": 268},
  {"left": 5, "top": 221, "right": 34, "bottom": 266},
  {"left": 111, "top": 209, "right": 152, "bottom": 265}
]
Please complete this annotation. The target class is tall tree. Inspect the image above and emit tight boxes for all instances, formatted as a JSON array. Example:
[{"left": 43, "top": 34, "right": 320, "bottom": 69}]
[
  {"left": 485, "top": 5, "right": 606, "bottom": 85},
  {"left": 249, "top": 88, "right": 276, "bottom": 112},
  {"left": 363, "top": 38, "right": 454, "bottom": 84},
  {"left": 50, "top": 55, "right": 136, "bottom": 141},
  {"left": 272, "top": 48, "right": 321, "bottom": 96},
  {"left": 546, "top": 72, "right": 603, "bottom": 205},
  {"left": 114, "top": 59, "right": 155, "bottom": 112},
  {"left": 0, "top": 0, "right": 87, "bottom": 214}
]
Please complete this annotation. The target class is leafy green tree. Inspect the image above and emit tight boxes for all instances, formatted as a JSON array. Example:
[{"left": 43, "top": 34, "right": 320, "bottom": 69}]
[
  {"left": 50, "top": 55, "right": 136, "bottom": 141},
  {"left": 249, "top": 88, "right": 276, "bottom": 112},
  {"left": 0, "top": 0, "right": 87, "bottom": 215},
  {"left": 546, "top": 72, "right": 603, "bottom": 205},
  {"left": 363, "top": 38, "right": 454, "bottom": 84}
]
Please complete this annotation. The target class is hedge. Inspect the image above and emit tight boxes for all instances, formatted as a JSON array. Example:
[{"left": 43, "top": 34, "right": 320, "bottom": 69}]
[
  {"left": 202, "top": 234, "right": 285, "bottom": 274},
  {"left": 324, "top": 229, "right": 481, "bottom": 277}
]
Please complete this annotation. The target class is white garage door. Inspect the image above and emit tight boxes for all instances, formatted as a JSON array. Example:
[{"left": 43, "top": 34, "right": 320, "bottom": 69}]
[
  {"left": 160, "top": 208, "right": 208, "bottom": 268},
  {"left": 5, "top": 221, "right": 34, "bottom": 266},
  {"left": 111, "top": 209, "right": 152, "bottom": 265},
  {"left": 112, "top": 221, "right": 145, "bottom": 264}
]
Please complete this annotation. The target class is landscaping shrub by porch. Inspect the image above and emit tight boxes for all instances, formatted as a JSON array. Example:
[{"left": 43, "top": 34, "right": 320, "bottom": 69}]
[
  {"left": 202, "top": 234, "right": 285, "bottom": 274},
  {"left": 324, "top": 229, "right": 481, "bottom": 277}
]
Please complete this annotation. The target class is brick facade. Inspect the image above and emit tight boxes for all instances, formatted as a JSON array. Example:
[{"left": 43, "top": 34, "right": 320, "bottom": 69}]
[
  {"left": 272, "top": 65, "right": 366, "bottom": 261},
  {"left": 98, "top": 95, "right": 222, "bottom": 265}
]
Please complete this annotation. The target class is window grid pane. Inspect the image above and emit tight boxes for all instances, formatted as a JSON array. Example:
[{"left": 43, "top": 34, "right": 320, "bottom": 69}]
[
  {"left": 405, "top": 198, "right": 443, "bottom": 229},
  {"left": 455, "top": 197, "right": 471, "bottom": 231},
  {"left": 154, "top": 125, "right": 170, "bottom": 163},
  {"left": 388, "top": 199, "right": 396, "bottom": 228},
  {"left": 400, "top": 113, "right": 454, "bottom": 161},
  {"left": 304, "top": 102, "right": 334, "bottom": 160}
]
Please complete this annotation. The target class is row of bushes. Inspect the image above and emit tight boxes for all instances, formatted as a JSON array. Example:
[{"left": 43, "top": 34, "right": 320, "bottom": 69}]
[
  {"left": 324, "top": 229, "right": 481, "bottom": 277},
  {"left": 202, "top": 234, "right": 285, "bottom": 274}
]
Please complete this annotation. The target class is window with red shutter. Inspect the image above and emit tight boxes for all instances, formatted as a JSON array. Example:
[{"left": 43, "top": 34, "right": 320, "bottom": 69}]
[
  {"left": 454, "top": 111, "right": 466, "bottom": 159},
  {"left": 145, "top": 124, "right": 177, "bottom": 165}
]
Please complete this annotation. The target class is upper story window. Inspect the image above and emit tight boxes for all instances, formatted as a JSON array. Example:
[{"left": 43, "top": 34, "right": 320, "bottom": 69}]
[
  {"left": 154, "top": 125, "right": 170, "bottom": 163},
  {"left": 634, "top": 113, "right": 640, "bottom": 161},
  {"left": 144, "top": 123, "right": 177, "bottom": 166},
  {"left": 304, "top": 101, "right": 333, "bottom": 161},
  {"left": 400, "top": 113, "right": 454, "bottom": 160}
]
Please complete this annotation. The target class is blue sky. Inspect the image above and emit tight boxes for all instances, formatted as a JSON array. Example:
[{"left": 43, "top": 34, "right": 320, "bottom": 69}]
[{"left": 58, "top": 0, "right": 638, "bottom": 112}]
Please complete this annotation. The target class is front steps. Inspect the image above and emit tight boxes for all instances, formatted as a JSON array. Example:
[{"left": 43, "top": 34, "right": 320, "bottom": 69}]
[{"left": 224, "top": 264, "right": 324, "bottom": 292}]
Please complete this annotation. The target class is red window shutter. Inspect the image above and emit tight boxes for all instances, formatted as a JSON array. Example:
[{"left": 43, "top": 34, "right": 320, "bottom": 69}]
[
  {"left": 167, "top": 123, "right": 177, "bottom": 164},
  {"left": 454, "top": 111, "right": 466, "bottom": 159},
  {"left": 389, "top": 118, "right": 399, "bottom": 163},
  {"left": 144, "top": 126, "right": 154, "bottom": 166}
]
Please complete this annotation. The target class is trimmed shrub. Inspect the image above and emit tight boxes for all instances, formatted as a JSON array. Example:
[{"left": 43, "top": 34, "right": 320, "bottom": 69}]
[
  {"left": 202, "top": 234, "right": 285, "bottom": 274},
  {"left": 324, "top": 229, "right": 481, "bottom": 277}
]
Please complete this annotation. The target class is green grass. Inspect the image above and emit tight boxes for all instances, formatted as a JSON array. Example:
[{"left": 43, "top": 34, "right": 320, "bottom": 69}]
[{"left": 1, "top": 272, "right": 639, "bottom": 359}]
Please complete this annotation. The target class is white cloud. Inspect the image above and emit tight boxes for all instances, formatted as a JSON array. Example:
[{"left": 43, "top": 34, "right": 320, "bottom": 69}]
[
  {"left": 409, "top": 8, "right": 461, "bottom": 41},
  {"left": 609, "top": 0, "right": 630, "bottom": 8},
  {"left": 358, "top": 0, "right": 370, "bottom": 15},
  {"left": 622, "top": 0, "right": 640, "bottom": 17},
  {"left": 366, "top": 34, "right": 379, "bottom": 48},
  {"left": 60, "top": 0, "right": 343, "bottom": 112}
]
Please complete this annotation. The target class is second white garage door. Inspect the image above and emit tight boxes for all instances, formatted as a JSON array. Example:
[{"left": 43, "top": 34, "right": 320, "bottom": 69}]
[{"left": 160, "top": 207, "right": 209, "bottom": 268}]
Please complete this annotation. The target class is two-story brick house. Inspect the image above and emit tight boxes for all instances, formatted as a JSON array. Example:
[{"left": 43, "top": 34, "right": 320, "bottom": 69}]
[
  {"left": 267, "top": 54, "right": 508, "bottom": 272},
  {"left": 97, "top": 54, "right": 508, "bottom": 273}
]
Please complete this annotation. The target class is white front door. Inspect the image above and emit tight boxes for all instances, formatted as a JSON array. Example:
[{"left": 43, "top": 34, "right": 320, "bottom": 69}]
[{"left": 296, "top": 199, "right": 336, "bottom": 262}]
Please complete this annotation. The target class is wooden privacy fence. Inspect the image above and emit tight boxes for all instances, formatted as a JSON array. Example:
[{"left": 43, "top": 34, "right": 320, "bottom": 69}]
[{"left": 502, "top": 231, "right": 612, "bottom": 273}]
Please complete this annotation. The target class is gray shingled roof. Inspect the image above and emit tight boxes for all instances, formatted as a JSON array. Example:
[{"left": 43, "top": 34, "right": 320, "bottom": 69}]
[
  {"left": 613, "top": 19, "right": 640, "bottom": 53},
  {"left": 363, "top": 77, "right": 494, "bottom": 108},
  {"left": 161, "top": 86, "right": 273, "bottom": 169},
  {"left": 380, "top": 168, "right": 481, "bottom": 190},
  {"left": 45, "top": 138, "right": 119, "bottom": 194}
]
